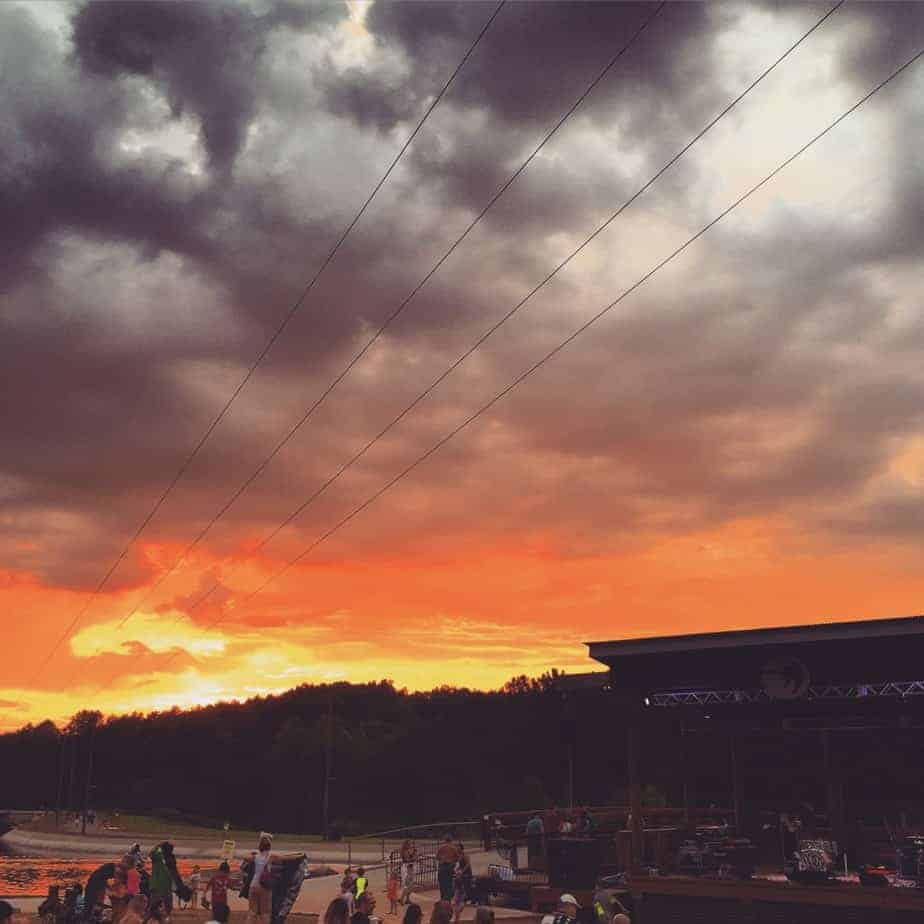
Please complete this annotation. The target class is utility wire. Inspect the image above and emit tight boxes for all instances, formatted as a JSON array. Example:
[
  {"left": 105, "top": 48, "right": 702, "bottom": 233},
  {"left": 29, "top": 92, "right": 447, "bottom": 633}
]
[
  {"left": 108, "top": 2, "right": 842, "bottom": 635},
  {"left": 162, "top": 42, "right": 924, "bottom": 667},
  {"left": 31, "top": 0, "right": 506, "bottom": 684},
  {"left": 111, "top": 1, "right": 667, "bottom": 633}
]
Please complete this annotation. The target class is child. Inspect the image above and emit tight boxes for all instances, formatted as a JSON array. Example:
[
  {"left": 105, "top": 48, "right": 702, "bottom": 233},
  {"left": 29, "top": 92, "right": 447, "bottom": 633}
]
[
  {"left": 451, "top": 866, "right": 466, "bottom": 924},
  {"left": 386, "top": 871, "right": 400, "bottom": 916},
  {"left": 354, "top": 868, "right": 368, "bottom": 899},
  {"left": 206, "top": 902, "right": 231, "bottom": 924},
  {"left": 340, "top": 870, "right": 355, "bottom": 915},
  {"left": 208, "top": 862, "right": 231, "bottom": 919},
  {"left": 38, "top": 886, "right": 61, "bottom": 924},
  {"left": 189, "top": 867, "right": 201, "bottom": 907}
]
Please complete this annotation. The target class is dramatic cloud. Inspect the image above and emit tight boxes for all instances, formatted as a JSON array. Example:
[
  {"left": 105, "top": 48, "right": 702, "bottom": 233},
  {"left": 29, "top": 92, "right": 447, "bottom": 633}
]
[{"left": 2, "top": 0, "right": 924, "bottom": 729}]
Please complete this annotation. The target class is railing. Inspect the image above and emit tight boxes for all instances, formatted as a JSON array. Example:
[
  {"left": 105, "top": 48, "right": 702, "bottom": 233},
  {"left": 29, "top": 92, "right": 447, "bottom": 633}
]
[
  {"left": 482, "top": 805, "right": 736, "bottom": 848},
  {"left": 385, "top": 849, "right": 439, "bottom": 891},
  {"left": 342, "top": 818, "right": 481, "bottom": 869}
]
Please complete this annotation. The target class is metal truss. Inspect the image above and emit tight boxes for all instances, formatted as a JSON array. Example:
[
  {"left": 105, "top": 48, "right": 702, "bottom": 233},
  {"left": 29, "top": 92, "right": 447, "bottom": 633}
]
[{"left": 648, "top": 680, "right": 924, "bottom": 707}]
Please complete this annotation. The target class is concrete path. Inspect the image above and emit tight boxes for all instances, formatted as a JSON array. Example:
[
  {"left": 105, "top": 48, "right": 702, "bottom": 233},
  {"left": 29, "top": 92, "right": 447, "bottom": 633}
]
[{"left": 2, "top": 829, "right": 388, "bottom": 865}]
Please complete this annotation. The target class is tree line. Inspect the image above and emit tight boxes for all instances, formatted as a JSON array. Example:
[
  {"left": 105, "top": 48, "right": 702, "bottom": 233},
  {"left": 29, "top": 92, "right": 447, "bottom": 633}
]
[{"left": 2, "top": 673, "right": 918, "bottom": 835}]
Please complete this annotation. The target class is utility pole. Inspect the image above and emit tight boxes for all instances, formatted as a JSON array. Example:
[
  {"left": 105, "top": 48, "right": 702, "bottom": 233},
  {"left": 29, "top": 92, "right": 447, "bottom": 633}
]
[
  {"left": 81, "top": 719, "right": 97, "bottom": 836},
  {"left": 67, "top": 733, "right": 77, "bottom": 814},
  {"left": 322, "top": 695, "right": 333, "bottom": 841},
  {"left": 55, "top": 732, "right": 66, "bottom": 828}
]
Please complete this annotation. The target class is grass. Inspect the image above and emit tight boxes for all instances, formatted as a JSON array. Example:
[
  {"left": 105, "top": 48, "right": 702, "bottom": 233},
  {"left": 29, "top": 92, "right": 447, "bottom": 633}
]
[{"left": 22, "top": 813, "right": 321, "bottom": 842}]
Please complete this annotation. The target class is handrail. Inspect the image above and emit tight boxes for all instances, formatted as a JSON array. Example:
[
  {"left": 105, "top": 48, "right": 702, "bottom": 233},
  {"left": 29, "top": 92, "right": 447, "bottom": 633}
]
[
  {"left": 353, "top": 819, "right": 480, "bottom": 841},
  {"left": 340, "top": 818, "right": 483, "bottom": 868}
]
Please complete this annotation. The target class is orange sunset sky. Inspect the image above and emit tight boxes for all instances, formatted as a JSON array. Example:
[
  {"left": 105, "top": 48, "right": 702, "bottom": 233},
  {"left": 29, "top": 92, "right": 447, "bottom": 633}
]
[{"left": 2, "top": 1, "right": 924, "bottom": 732}]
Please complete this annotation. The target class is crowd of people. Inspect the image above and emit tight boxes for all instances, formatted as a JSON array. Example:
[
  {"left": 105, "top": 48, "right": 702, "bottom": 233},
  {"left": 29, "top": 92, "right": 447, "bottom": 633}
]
[
  {"left": 323, "top": 895, "right": 495, "bottom": 924},
  {"left": 524, "top": 807, "right": 597, "bottom": 840},
  {"left": 25, "top": 823, "right": 634, "bottom": 924},
  {"left": 32, "top": 833, "right": 310, "bottom": 924},
  {"left": 35, "top": 842, "right": 193, "bottom": 924}
]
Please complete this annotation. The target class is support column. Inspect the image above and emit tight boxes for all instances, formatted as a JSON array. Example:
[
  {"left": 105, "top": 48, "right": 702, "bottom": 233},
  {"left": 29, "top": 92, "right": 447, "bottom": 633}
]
[
  {"left": 627, "top": 709, "right": 644, "bottom": 870},
  {"left": 730, "top": 734, "right": 742, "bottom": 836},
  {"left": 682, "top": 722, "right": 697, "bottom": 832},
  {"left": 822, "top": 730, "right": 844, "bottom": 848}
]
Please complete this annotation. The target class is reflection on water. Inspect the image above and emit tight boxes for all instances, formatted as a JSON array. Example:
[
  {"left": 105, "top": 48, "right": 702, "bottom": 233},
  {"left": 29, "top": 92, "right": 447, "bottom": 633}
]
[{"left": 0, "top": 854, "right": 211, "bottom": 898}]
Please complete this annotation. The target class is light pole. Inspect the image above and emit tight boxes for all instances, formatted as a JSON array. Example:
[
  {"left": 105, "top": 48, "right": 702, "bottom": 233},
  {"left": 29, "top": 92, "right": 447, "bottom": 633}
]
[
  {"left": 322, "top": 695, "right": 333, "bottom": 840},
  {"left": 81, "top": 719, "right": 97, "bottom": 835}
]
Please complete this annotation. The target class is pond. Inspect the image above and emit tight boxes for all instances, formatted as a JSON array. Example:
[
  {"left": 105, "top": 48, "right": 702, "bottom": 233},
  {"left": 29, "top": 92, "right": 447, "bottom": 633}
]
[
  {"left": 0, "top": 846, "right": 214, "bottom": 898},
  {"left": 0, "top": 844, "right": 342, "bottom": 898}
]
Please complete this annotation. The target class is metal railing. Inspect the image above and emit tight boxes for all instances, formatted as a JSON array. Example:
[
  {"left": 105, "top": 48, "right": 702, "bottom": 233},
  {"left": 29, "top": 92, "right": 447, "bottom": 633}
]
[
  {"left": 342, "top": 818, "right": 481, "bottom": 869},
  {"left": 385, "top": 849, "right": 439, "bottom": 891}
]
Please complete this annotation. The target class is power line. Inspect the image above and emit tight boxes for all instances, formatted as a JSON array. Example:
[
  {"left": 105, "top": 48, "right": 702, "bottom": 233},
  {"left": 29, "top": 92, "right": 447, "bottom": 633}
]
[
  {"left": 110, "top": 1, "right": 667, "bottom": 633},
  {"left": 109, "top": 2, "right": 842, "bottom": 631},
  {"left": 127, "top": 14, "right": 923, "bottom": 691},
  {"left": 31, "top": 0, "right": 506, "bottom": 685}
]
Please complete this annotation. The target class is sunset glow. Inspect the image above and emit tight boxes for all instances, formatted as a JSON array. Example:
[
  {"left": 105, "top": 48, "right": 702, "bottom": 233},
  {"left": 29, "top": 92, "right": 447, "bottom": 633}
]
[{"left": 3, "top": 1, "right": 924, "bottom": 732}]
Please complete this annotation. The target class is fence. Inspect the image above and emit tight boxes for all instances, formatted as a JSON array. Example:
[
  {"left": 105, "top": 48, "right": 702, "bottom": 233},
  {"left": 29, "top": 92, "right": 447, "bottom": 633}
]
[
  {"left": 386, "top": 849, "right": 439, "bottom": 891},
  {"left": 344, "top": 818, "right": 481, "bottom": 868}
]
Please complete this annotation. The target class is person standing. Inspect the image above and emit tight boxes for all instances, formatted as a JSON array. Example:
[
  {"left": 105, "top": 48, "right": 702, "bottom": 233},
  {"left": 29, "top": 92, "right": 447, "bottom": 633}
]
[
  {"left": 387, "top": 871, "right": 400, "bottom": 916},
  {"left": 428, "top": 903, "right": 452, "bottom": 924},
  {"left": 206, "top": 904, "right": 231, "bottom": 924},
  {"left": 451, "top": 865, "right": 467, "bottom": 924},
  {"left": 399, "top": 840, "right": 417, "bottom": 905},
  {"left": 324, "top": 898, "right": 350, "bottom": 924},
  {"left": 436, "top": 836, "right": 460, "bottom": 902},
  {"left": 402, "top": 904, "right": 422, "bottom": 924},
  {"left": 525, "top": 814, "right": 544, "bottom": 868},
  {"left": 147, "top": 846, "right": 174, "bottom": 924},
  {"left": 351, "top": 891, "right": 376, "bottom": 924},
  {"left": 246, "top": 834, "right": 274, "bottom": 924},
  {"left": 340, "top": 870, "right": 356, "bottom": 915},
  {"left": 539, "top": 894, "right": 580, "bottom": 924},
  {"left": 474, "top": 910, "right": 494, "bottom": 924},
  {"left": 458, "top": 850, "right": 473, "bottom": 905},
  {"left": 188, "top": 867, "right": 201, "bottom": 908},
  {"left": 208, "top": 862, "right": 231, "bottom": 919},
  {"left": 354, "top": 868, "right": 368, "bottom": 900}
]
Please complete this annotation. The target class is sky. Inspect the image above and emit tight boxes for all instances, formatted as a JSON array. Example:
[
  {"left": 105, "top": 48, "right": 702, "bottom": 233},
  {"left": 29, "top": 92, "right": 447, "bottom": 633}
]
[{"left": 2, "top": 0, "right": 923, "bottom": 733}]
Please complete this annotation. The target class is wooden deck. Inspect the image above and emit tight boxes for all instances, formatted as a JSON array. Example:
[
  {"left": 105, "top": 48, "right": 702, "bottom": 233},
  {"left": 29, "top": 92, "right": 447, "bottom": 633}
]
[{"left": 628, "top": 874, "right": 924, "bottom": 923}]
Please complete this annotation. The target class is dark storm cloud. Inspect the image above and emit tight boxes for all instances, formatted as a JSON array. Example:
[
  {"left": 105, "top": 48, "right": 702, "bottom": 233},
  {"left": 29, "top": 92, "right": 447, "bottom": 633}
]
[
  {"left": 71, "top": 0, "right": 342, "bottom": 174},
  {"left": 361, "top": 2, "right": 709, "bottom": 130},
  {"left": 834, "top": 1, "right": 924, "bottom": 90},
  {"left": 322, "top": 1, "right": 720, "bottom": 233},
  {"left": 2, "top": 0, "right": 924, "bottom": 595}
]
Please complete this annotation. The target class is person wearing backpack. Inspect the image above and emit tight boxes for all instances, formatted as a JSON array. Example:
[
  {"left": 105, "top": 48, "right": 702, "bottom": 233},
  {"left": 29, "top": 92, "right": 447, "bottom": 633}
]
[{"left": 247, "top": 834, "right": 274, "bottom": 924}]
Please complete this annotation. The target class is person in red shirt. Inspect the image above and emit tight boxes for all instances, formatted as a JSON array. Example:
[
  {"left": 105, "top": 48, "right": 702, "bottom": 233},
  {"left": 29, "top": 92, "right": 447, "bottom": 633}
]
[{"left": 208, "top": 863, "right": 231, "bottom": 920}]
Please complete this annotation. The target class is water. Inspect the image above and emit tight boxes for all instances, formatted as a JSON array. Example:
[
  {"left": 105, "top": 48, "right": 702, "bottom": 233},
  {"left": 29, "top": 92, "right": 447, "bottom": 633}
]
[
  {"left": 0, "top": 844, "right": 342, "bottom": 898},
  {"left": 0, "top": 851, "right": 212, "bottom": 898}
]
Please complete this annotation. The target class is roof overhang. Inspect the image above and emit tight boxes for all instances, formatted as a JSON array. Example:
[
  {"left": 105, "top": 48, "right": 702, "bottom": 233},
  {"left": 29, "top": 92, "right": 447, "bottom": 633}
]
[{"left": 585, "top": 614, "right": 924, "bottom": 698}]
